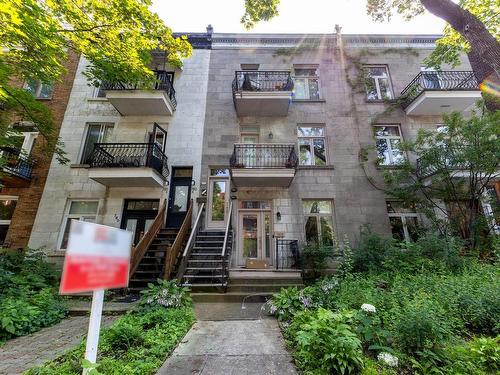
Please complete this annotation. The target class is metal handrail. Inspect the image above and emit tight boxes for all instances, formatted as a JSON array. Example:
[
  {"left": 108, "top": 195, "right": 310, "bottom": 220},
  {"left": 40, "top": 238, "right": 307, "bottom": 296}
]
[
  {"left": 400, "top": 71, "right": 478, "bottom": 109},
  {"left": 232, "top": 71, "right": 294, "bottom": 93},
  {"left": 230, "top": 143, "right": 298, "bottom": 169},
  {"left": 177, "top": 203, "right": 205, "bottom": 279},
  {"left": 87, "top": 142, "right": 169, "bottom": 179},
  {"left": 275, "top": 239, "right": 301, "bottom": 270},
  {"left": 221, "top": 200, "right": 233, "bottom": 257}
]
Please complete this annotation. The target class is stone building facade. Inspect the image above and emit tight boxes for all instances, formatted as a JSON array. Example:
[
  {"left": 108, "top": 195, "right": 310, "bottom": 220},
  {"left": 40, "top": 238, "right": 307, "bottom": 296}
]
[
  {"left": 28, "top": 30, "right": 482, "bottom": 271},
  {"left": 0, "top": 51, "right": 79, "bottom": 249}
]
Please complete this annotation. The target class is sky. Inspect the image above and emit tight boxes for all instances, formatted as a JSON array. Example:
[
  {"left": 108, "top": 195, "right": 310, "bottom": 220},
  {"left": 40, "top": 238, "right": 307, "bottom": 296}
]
[{"left": 151, "top": 0, "right": 446, "bottom": 35}]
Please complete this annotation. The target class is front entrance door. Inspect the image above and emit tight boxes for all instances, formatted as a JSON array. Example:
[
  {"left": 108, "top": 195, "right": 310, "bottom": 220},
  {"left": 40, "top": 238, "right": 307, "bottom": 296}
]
[
  {"left": 166, "top": 167, "right": 192, "bottom": 228},
  {"left": 207, "top": 177, "right": 230, "bottom": 228},
  {"left": 239, "top": 207, "right": 272, "bottom": 267},
  {"left": 121, "top": 199, "right": 160, "bottom": 246}
]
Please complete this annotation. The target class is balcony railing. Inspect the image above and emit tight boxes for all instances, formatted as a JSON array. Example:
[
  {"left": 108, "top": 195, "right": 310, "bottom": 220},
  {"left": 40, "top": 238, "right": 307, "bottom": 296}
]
[
  {"left": 87, "top": 143, "right": 169, "bottom": 179},
  {"left": 230, "top": 144, "right": 298, "bottom": 169},
  {"left": 103, "top": 70, "right": 177, "bottom": 109},
  {"left": 400, "top": 71, "right": 478, "bottom": 109},
  {"left": 0, "top": 147, "right": 34, "bottom": 181},
  {"left": 275, "top": 239, "right": 301, "bottom": 270},
  {"left": 232, "top": 71, "right": 294, "bottom": 93},
  {"left": 416, "top": 150, "right": 471, "bottom": 179}
]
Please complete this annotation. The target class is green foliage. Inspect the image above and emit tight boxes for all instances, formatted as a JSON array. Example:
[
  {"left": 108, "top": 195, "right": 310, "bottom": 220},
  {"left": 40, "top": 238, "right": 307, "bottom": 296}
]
[
  {"left": 242, "top": 0, "right": 280, "bottom": 29},
  {"left": 1, "top": 0, "right": 192, "bottom": 164},
  {"left": 0, "top": 249, "right": 66, "bottom": 344},
  {"left": 301, "top": 243, "right": 333, "bottom": 279},
  {"left": 138, "top": 279, "right": 192, "bottom": 310},
  {"left": 286, "top": 308, "right": 364, "bottom": 375},
  {"left": 269, "top": 287, "right": 305, "bottom": 322},
  {"left": 27, "top": 306, "right": 196, "bottom": 375}
]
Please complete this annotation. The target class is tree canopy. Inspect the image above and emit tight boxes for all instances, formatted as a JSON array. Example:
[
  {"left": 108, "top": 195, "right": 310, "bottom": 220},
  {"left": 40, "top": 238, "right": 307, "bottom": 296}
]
[{"left": 0, "top": 0, "right": 192, "bottom": 162}]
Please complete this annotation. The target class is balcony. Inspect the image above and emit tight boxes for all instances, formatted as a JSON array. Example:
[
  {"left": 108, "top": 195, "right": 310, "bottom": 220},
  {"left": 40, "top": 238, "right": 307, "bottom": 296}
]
[
  {"left": 104, "top": 71, "right": 176, "bottom": 116},
  {"left": 416, "top": 151, "right": 471, "bottom": 179},
  {"left": 232, "top": 71, "right": 293, "bottom": 117},
  {"left": 229, "top": 144, "right": 298, "bottom": 187},
  {"left": 87, "top": 143, "right": 169, "bottom": 187},
  {"left": 400, "top": 71, "right": 481, "bottom": 115},
  {"left": 0, "top": 148, "right": 34, "bottom": 187}
]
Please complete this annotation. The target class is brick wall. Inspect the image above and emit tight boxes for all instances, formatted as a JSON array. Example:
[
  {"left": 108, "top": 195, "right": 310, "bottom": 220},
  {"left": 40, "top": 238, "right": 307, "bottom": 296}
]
[{"left": 1, "top": 51, "right": 79, "bottom": 249}]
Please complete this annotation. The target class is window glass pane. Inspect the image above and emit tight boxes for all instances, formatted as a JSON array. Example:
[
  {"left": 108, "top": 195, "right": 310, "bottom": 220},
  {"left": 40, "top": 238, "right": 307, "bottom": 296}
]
[
  {"left": 242, "top": 215, "right": 258, "bottom": 258},
  {"left": 294, "top": 78, "right": 307, "bottom": 99},
  {"left": 313, "top": 139, "right": 326, "bottom": 165},
  {"left": 305, "top": 216, "right": 319, "bottom": 244},
  {"left": 299, "top": 139, "right": 312, "bottom": 166},
  {"left": 264, "top": 213, "right": 271, "bottom": 258},
  {"left": 378, "top": 78, "right": 392, "bottom": 100},
  {"left": 126, "top": 200, "right": 159, "bottom": 211},
  {"left": 376, "top": 139, "right": 390, "bottom": 165},
  {"left": 211, "top": 181, "right": 226, "bottom": 221},
  {"left": 365, "top": 77, "right": 378, "bottom": 100},
  {"left": 0, "top": 199, "right": 17, "bottom": 220},
  {"left": 172, "top": 185, "right": 189, "bottom": 213},
  {"left": 303, "top": 201, "right": 331, "bottom": 214},
  {"left": 210, "top": 168, "right": 229, "bottom": 176},
  {"left": 25, "top": 80, "right": 38, "bottom": 96},
  {"left": 386, "top": 201, "right": 416, "bottom": 213},
  {"left": 173, "top": 168, "right": 192, "bottom": 178},
  {"left": 369, "top": 67, "right": 388, "bottom": 77},
  {"left": 295, "top": 68, "right": 317, "bottom": 76},
  {"left": 69, "top": 201, "right": 98, "bottom": 215},
  {"left": 374, "top": 126, "right": 400, "bottom": 137},
  {"left": 240, "top": 201, "right": 270, "bottom": 209},
  {"left": 320, "top": 216, "right": 334, "bottom": 245},
  {"left": 308, "top": 79, "right": 320, "bottom": 100},
  {"left": 0, "top": 224, "right": 9, "bottom": 246},
  {"left": 39, "top": 83, "right": 54, "bottom": 99},
  {"left": 390, "top": 139, "right": 404, "bottom": 164},
  {"left": 389, "top": 217, "right": 405, "bottom": 241},
  {"left": 298, "top": 126, "right": 324, "bottom": 137},
  {"left": 82, "top": 125, "right": 103, "bottom": 163},
  {"left": 405, "top": 217, "right": 420, "bottom": 242}
]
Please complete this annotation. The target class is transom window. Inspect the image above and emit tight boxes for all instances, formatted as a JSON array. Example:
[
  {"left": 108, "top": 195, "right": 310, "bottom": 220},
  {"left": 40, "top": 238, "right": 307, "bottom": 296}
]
[
  {"left": 387, "top": 201, "right": 420, "bottom": 242},
  {"left": 293, "top": 66, "right": 320, "bottom": 100},
  {"left": 240, "top": 201, "right": 271, "bottom": 210},
  {"left": 374, "top": 125, "right": 404, "bottom": 166},
  {"left": 25, "top": 80, "right": 54, "bottom": 99},
  {"left": 303, "top": 200, "right": 334, "bottom": 245},
  {"left": 298, "top": 125, "right": 326, "bottom": 166},
  {"left": 365, "top": 66, "right": 393, "bottom": 100},
  {"left": 81, "top": 123, "right": 114, "bottom": 163},
  {"left": 60, "top": 201, "right": 99, "bottom": 249}
]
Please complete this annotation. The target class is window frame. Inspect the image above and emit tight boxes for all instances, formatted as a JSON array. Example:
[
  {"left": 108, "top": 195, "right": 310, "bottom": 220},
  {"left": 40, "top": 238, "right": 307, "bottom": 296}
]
[
  {"left": 303, "top": 200, "right": 335, "bottom": 245},
  {"left": 386, "top": 201, "right": 420, "bottom": 242},
  {"left": 297, "top": 124, "right": 327, "bottom": 166},
  {"left": 79, "top": 123, "right": 114, "bottom": 163},
  {"left": 364, "top": 65, "right": 394, "bottom": 101},
  {"left": 58, "top": 200, "right": 99, "bottom": 250},
  {"left": 293, "top": 65, "right": 321, "bottom": 100},
  {"left": 373, "top": 124, "right": 405, "bottom": 166},
  {"left": 24, "top": 80, "right": 54, "bottom": 99},
  {"left": 0, "top": 196, "right": 18, "bottom": 246}
]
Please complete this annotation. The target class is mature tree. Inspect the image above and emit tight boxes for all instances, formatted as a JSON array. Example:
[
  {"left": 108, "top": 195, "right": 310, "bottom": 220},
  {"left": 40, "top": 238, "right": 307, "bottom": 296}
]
[
  {"left": 382, "top": 107, "right": 500, "bottom": 248},
  {"left": 242, "top": 0, "right": 500, "bottom": 110},
  {"left": 0, "top": 0, "right": 192, "bottom": 162}
]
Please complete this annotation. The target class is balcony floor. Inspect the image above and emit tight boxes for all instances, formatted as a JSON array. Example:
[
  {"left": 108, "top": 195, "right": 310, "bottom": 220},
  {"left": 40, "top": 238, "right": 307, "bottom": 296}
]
[
  {"left": 105, "top": 90, "right": 174, "bottom": 116},
  {"left": 405, "top": 90, "right": 481, "bottom": 115},
  {"left": 231, "top": 168, "right": 295, "bottom": 187},
  {"left": 234, "top": 91, "right": 292, "bottom": 117},
  {"left": 88, "top": 167, "right": 165, "bottom": 187}
]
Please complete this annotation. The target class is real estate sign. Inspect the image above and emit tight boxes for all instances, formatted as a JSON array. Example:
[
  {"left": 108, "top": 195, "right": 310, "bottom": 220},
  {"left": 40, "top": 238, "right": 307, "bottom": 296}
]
[{"left": 60, "top": 220, "right": 133, "bottom": 294}]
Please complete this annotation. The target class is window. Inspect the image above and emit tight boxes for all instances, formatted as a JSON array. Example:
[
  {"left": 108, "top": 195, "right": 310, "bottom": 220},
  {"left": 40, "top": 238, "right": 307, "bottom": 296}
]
[
  {"left": 297, "top": 125, "right": 326, "bottom": 166},
  {"left": 25, "top": 80, "right": 54, "bottom": 99},
  {"left": 365, "top": 66, "right": 393, "bottom": 100},
  {"left": 93, "top": 84, "right": 106, "bottom": 98},
  {"left": 483, "top": 183, "right": 500, "bottom": 233},
  {"left": 303, "top": 200, "right": 334, "bottom": 245},
  {"left": 0, "top": 197, "right": 18, "bottom": 246},
  {"left": 374, "top": 125, "right": 404, "bottom": 166},
  {"left": 80, "top": 123, "right": 113, "bottom": 163},
  {"left": 59, "top": 201, "right": 99, "bottom": 249},
  {"left": 387, "top": 201, "right": 420, "bottom": 242},
  {"left": 293, "top": 66, "right": 320, "bottom": 100}
]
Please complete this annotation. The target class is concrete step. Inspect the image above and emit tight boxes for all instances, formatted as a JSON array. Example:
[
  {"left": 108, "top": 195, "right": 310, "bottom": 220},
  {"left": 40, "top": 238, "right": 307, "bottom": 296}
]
[
  {"left": 191, "top": 292, "right": 271, "bottom": 303},
  {"left": 226, "top": 283, "right": 303, "bottom": 293}
]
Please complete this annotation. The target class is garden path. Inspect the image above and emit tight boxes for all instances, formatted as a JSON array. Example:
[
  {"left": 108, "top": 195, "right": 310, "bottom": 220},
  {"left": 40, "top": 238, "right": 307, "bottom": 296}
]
[{"left": 0, "top": 316, "right": 116, "bottom": 375}]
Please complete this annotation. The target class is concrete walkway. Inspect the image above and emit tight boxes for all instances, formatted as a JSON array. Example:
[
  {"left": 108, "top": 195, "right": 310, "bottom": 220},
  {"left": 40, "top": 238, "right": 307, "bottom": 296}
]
[
  {"left": 0, "top": 316, "right": 116, "bottom": 375},
  {"left": 157, "top": 319, "right": 298, "bottom": 375}
]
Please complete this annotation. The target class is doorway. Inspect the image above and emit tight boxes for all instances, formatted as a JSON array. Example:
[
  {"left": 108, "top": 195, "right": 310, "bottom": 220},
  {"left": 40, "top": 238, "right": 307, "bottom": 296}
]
[
  {"left": 207, "top": 175, "right": 230, "bottom": 229},
  {"left": 121, "top": 199, "right": 160, "bottom": 246},
  {"left": 166, "top": 167, "right": 192, "bottom": 228},
  {"left": 238, "top": 201, "right": 272, "bottom": 267}
]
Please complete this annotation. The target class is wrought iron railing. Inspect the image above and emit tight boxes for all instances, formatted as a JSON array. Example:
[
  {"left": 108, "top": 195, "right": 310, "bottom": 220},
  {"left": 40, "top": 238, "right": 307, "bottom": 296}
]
[
  {"left": 400, "top": 71, "right": 478, "bottom": 109},
  {"left": 0, "top": 147, "right": 34, "bottom": 181},
  {"left": 232, "top": 71, "right": 294, "bottom": 93},
  {"left": 416, "top": 149, "right": 471, "bottom": 178},
  {"left": 87, "top": 143, "right": 169, "bottom": 179},
  {"left": 275, "top": 239, "right": 301, "bottom": 270},
  {"left": 230, "top": 144, "right": 298, "bottom": 169},
  {"left": 103, "top": 70, "right": 177, "bottom": 109}
]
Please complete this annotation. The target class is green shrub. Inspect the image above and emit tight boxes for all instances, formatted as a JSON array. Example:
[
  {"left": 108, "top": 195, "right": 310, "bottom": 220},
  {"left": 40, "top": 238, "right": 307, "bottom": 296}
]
[
  {"left": 101, "top": 321, "right": 144, "bottom": 352},
  {"left": 138, "top": 279, "right": 192, "bottom": 310},
  {"left": 352, "top": 229, "right": 393, "bottom": 273},
  {"left": 269, "top": 287, "right": 305, "bottom": 322},
  {"left": 302, "top": 243, "right": 333, "bottom": 279},
  {"left": 287, "top": 308, "right": 364, "bottom": 374}
]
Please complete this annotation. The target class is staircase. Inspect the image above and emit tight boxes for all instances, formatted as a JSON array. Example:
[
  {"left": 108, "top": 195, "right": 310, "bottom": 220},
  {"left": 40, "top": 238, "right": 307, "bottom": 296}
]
[
  {"left": 128, "top": 228, "right": 178, "bottom": 293},
  {"left": 180, "top": 230, "right": 232, "bottom": 291}
]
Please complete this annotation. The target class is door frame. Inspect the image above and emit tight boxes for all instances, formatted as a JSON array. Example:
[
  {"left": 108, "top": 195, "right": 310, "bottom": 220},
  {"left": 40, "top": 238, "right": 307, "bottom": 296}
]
[
  {"left": 237, "top": 201, "right": 273, "bottom": 267},
  {"left": 166, "top": 167, "right": 193, "bottom": 228},
  {"left": 206, "top": 176, "right": 230, "bottom": 229},
  {"left": 120, "top": 199, "right": 160, "bottom": 246}
]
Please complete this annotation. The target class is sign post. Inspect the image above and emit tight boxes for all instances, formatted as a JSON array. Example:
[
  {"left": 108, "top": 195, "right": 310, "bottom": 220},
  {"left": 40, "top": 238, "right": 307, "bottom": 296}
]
[{"left": 59, "top": 220, "right": 133, "bottom": 374}]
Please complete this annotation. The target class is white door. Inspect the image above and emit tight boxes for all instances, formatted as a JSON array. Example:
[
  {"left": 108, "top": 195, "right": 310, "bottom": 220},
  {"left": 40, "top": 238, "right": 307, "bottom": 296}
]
[
  {"left": 207, "top": 178, "right": 230, "bottom": 228},
  {"left": 239, "top": 211, "right": 272, "bottom": 266}
]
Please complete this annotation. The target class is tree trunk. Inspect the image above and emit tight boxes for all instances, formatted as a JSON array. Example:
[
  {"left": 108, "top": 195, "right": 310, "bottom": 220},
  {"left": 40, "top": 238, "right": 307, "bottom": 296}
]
[{"left": 420, "top": 0, "right": 500, "bottom": 111}]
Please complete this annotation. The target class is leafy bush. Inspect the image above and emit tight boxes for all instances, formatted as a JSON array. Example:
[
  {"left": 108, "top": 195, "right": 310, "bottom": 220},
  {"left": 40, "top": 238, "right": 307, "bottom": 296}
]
[
  {"left": 301, "top": 243, "right": 333, "bottom": 279},
  {"left": 286, "top": 308, "right": 364, "bottom": 375},
  {"left": 0, "top": 249, "right": 66, "bottom": 344},
  {"left": 269, "top": 287, "right": 306, "bottom": 322},
  {"left": 27, "top": 306, "right": 196, "bottom": 375},
  {"left": 138, "top": 279, "right": 192, "bottom": 310},
  {"left": 352, "top": 229, "right": 393, "bottom": 273}
]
